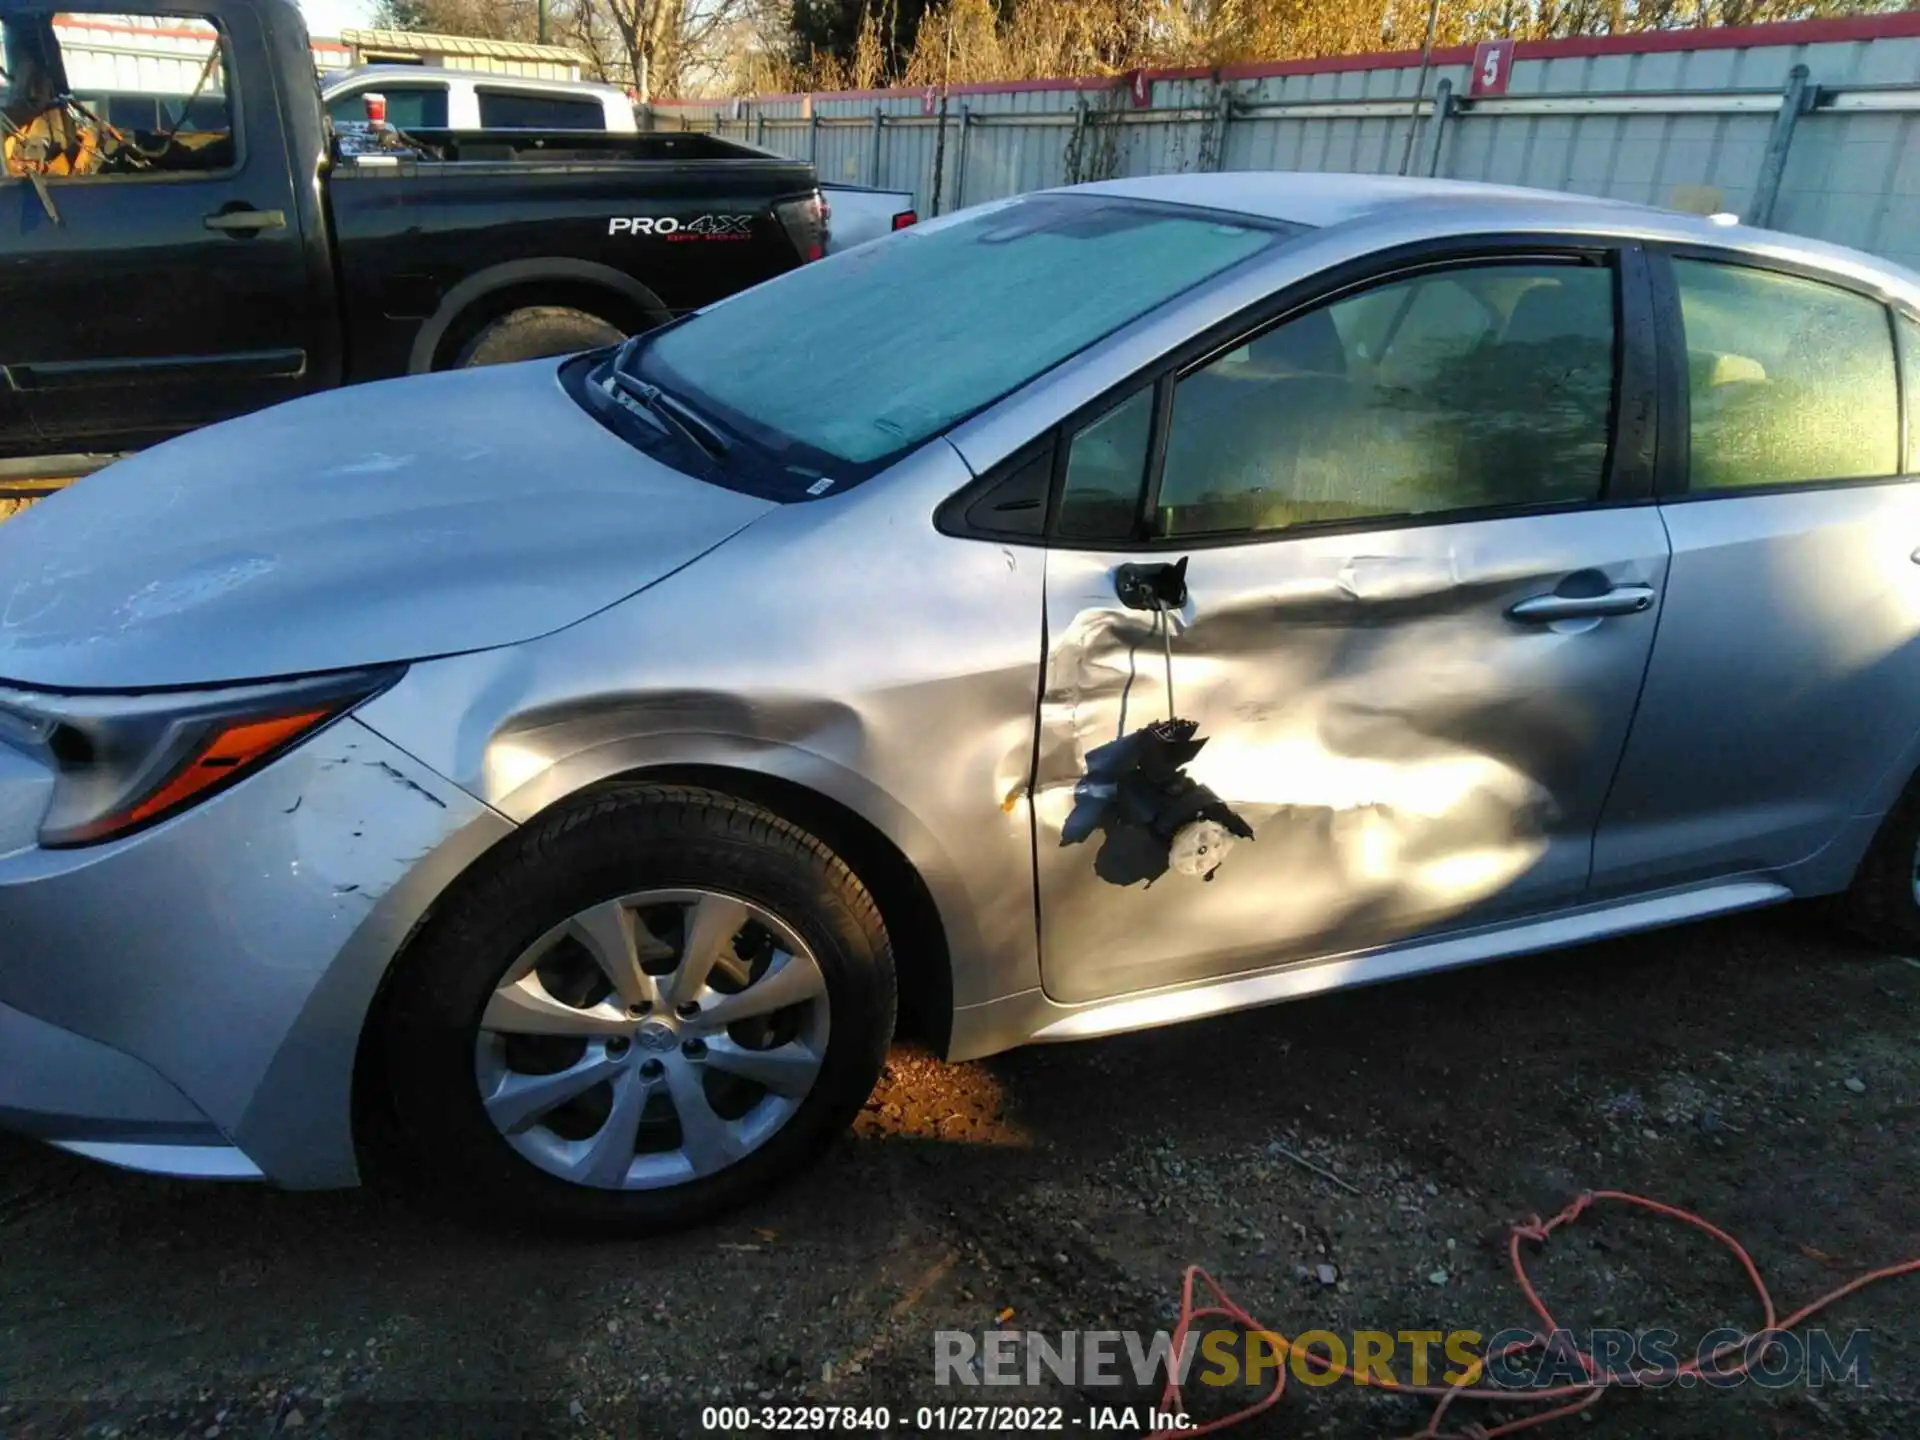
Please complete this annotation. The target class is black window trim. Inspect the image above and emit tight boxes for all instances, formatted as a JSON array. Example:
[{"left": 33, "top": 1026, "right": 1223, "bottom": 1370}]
[
  {"left": 1646, "top": 242, "right": 1913, "bottom": 503},
  {"left": 941, "top": 231, "right": 1660, "bottom": 553}
]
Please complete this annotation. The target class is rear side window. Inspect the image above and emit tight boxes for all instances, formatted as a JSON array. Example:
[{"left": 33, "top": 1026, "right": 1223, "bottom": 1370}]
[
  {"left": 477, "top": 88, "right": 602, "bottom": 130},
  {"left": 1673, "top": 259, "right": 1898, "bottom": 491},
  {"left": 327, "top": 84, "right": 448, "bottom": 130}
]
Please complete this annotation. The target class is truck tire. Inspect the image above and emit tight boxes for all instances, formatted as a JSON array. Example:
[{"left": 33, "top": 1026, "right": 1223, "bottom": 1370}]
[{"left": 455, "top": 306, "right": 628, "bottom": 368}]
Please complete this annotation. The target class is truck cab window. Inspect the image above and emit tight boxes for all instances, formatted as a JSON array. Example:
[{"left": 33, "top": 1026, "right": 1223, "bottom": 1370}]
[
  {"left": 326, "top": 84, "right": 446, "bottom": 130},
  {"left": 2, "top": 13, "right": 235, "bottom": 180},
  {"left": 477, "top": 88, "right": 601, "bottom": 130}
]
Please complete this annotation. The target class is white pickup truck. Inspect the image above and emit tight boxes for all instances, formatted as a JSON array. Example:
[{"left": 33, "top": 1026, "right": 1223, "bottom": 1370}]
[
  {"left": 319, "top": 66, "right": 919, "bottom": 253},
  {"left": 321, "top": 65, "right": 641, "bottom": 133}
]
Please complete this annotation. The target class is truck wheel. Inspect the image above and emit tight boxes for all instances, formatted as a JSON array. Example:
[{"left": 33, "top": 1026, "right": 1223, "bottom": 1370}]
[{"left": 455, "top": 306, "right": 628, "bottom": 367}]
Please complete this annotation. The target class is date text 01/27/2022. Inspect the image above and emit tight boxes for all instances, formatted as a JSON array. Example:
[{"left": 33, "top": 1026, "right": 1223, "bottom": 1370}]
[{"left": 698, "top": 1405, "right": 1195, "bottom": 1431}]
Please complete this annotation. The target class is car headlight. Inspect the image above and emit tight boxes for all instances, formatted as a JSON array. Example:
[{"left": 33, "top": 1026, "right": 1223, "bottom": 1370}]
[{"left": 0, "top": 667, "right": 403, "bottom": 848}]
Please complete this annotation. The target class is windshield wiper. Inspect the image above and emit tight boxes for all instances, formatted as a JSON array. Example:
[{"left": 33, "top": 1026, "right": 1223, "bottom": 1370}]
[{"left": 607, "top": 337, "right": 734, "bottom": 461}]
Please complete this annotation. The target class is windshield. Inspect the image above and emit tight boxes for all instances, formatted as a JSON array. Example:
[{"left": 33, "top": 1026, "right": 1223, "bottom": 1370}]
[{"left": 633, "top": 194, "right": 1304, "bottom": 486}]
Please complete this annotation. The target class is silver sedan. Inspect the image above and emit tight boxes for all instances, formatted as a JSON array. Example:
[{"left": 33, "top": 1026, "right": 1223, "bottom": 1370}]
[{"left": 3, "top": 173, "right": 1918, "bottom": 1232}]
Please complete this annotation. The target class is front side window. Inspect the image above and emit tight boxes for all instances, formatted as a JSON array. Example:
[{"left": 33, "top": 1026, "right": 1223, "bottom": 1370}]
[
  {"left": 477, "top": 89, "right": 601, "bottom": 130},
  {"left": 636, "top": 195, "right": 1301, "bottom": 479},
  {"left": 327, "top": 83, "right": 447, "bottom": 130},
  {"left": 1057, "top": 259, "right": 1618, "bottom": 542},
  {"left": 1058, "top": 388, "right": 1154, "bottom": 541},
  {"left": 1674, "top": 259, "right": 1898, "bottom": 491},
  {"left": 2, "top": 12, "right": 234, "bottom": 180}
]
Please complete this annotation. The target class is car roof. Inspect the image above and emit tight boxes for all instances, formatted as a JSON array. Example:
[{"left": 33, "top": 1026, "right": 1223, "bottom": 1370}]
[
  {"left": 1077, "top": 171, "right": 1668, "bottom": 229},
  {"left": 320, "top": 64, "right": 628, "bottom": 98},
  {"left": 1069, "top": 170, "right": 1920, "bottom": 295}
]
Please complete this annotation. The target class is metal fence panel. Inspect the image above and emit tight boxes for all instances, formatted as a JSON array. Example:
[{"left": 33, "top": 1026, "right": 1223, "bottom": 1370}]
[{"left": 648, "top": 17, "right": 1920, "bottom": 269}]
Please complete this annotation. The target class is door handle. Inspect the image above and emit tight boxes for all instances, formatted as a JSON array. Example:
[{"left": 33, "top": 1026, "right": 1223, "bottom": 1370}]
[
  {"left": 203, "top": 208, "right": 286, "bottom": 234},
  {"left": 1508, "top": 585, "right": 1656, "bottom": 623}
]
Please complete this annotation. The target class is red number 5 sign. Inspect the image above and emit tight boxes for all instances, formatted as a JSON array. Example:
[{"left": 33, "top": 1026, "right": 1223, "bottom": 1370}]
[{"left": 1470, "top": 39, "right": 1515, "bottom": 98}]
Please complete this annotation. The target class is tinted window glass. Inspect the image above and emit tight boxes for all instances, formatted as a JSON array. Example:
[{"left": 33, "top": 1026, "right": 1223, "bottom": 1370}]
[
  {"left": 639, "top": 195, "right": 1298, "bottom": 475},
  {"left": 477, "top": 89, "right": 602, "bottom": 130},
  {"left": 1674, "top": 259, "right": 1897, "bottom": 491},
  {"left": 3, "top": 13, "right": 234, "bottom": 177},
  {"left": 1059, "top": 389, "right": 1154, "bottom": 542},
  {"left": 1154, "top": 262, "right": 1615, "bottom": 538},
  {"left": 328, "top": 84, "right": 448, "bottom": 129}
]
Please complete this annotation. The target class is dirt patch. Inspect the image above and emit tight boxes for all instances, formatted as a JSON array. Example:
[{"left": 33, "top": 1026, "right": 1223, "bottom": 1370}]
[{"left": 1, "top": 908, "right": 1915, "bottom": 1439}]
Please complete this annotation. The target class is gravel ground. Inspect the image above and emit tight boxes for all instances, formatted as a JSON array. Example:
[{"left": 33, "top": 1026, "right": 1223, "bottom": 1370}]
[{"left": 1, "top": 908, "right": 1916, "bottom": 1440}]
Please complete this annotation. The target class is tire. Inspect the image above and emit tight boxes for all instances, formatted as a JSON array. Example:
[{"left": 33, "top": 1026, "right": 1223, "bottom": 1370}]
[
  {"left": 1837, "top": 774, "right": 1920, "bottom": 952},
  {"left": 454, "top": 305, "right": 627, "bottom": 368},
  {"left": 377, "top": 784, "right": 896, "bottom": 1234}
]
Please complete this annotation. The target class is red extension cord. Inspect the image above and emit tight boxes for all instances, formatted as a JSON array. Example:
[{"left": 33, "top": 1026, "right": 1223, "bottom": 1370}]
[{"left": 1150, "top": 1188, "right": 1920, "bottom": 1439}]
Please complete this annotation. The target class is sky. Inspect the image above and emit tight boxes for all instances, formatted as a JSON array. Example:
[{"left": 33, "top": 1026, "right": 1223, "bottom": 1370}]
[{"left": 298, "top": 0, "right": 377, "bottom": 39}]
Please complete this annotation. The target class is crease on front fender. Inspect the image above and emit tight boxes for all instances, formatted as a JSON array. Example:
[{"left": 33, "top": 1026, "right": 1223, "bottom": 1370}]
[{"left": 473, "top": 708, "right": 1019, "bottom": 1012}]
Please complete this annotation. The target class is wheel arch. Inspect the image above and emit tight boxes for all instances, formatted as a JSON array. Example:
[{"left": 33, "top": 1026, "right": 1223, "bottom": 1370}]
[
  {"left": 571, "top": 764, "right": 956, "bottom": 1056},
  {"left": 351, "top": 754, "right": 959, "bottom": 1167},
  {"left": 407, "top": 259, "right": 673, "bottom": 374}
]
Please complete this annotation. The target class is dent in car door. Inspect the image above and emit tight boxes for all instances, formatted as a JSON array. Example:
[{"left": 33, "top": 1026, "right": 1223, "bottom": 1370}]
[
  {"left": 1033, "top": 251, "right": 1671, "bottom": 1005},
  {"left": 1594, "top": 258, "right": 1920, "bottom": 893}
]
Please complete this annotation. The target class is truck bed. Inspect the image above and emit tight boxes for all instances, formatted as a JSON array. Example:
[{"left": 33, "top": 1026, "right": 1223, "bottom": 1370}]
[
  {"left": 326, "top": 137, "right": 817, "bottom": 380},
  {"left": 353, "top": 128, "right": 787, "bottom": 166}
]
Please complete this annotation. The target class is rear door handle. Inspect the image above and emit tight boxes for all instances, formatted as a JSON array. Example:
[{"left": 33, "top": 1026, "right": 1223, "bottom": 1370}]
[
  {"left": 1508, "top": 585, "right": 1656, "bottom": 623},
  {"left": 203, "top": 208, "right": 286, "bottom": 234}
]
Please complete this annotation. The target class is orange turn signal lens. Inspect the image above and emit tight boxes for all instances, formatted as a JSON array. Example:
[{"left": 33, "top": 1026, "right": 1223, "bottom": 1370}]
[
  {"left": 103, "top": 707, "right": 335, "bottom": 838},
  {"left": 15, "top": 666, "right": 402, "bottom": 849}
]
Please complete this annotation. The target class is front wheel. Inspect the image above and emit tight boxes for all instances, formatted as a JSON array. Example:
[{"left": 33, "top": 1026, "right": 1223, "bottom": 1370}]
[{"left": 377, "top": 785, "right": 896, "bottom": 1234}]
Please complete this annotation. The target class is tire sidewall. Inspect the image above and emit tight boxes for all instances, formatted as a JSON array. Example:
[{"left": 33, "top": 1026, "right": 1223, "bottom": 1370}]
[
  {"left": 381, "top": 789, "right": 893, "bottom": 1232},
  {"left": 456, "top": 306, "right": 627, "bottom": 368}
]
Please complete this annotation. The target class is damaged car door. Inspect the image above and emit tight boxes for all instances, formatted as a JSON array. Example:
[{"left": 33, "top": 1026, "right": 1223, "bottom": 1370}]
[{"left": 1031, "top": 246, "right": 1672, "bottom": 1005}]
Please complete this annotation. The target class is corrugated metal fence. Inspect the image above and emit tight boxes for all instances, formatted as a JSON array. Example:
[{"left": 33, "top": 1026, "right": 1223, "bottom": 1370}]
[
  {"left": 18, "top": 15, "right": 581, "bottom": 88},
  {"left": 651, "top": 12, "right": 1920, "bottom": 272},
  {"left": 50, "top": 13, "right": 221, "bottom": 98}
]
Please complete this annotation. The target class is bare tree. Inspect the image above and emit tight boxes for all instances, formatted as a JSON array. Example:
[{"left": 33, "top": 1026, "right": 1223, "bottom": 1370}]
[
  {"left": 380, "top": 0, "right": 1903, "bottom": 96},
  {"left": 586, "top": 0, "right": 750, "bottom": 100},
  {"left": 373, "top": 0, "right": 754, "bottom": 99}
]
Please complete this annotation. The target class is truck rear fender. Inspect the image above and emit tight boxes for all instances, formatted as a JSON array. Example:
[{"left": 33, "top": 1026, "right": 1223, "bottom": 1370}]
[{"left": 408, "top": 258, "right": 672, "bottom": 373}]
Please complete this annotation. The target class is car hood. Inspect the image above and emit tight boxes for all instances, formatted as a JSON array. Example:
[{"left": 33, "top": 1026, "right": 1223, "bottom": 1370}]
[{"left": 0, "top": 363, "right": 771, "bottom": 690}]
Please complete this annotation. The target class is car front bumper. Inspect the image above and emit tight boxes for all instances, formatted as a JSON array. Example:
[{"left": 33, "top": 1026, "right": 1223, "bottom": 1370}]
[
  {"left": 0, "top": 993, "right": 263, "bottom": 1177},
  {"left": 0, "top": 716, "right": 512, "bottom": 1187}
]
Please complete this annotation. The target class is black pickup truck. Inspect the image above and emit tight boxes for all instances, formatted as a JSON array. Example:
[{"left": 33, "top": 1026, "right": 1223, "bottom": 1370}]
[{"left": 0, "top": 0, "right": 823, "bottom": 464}]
